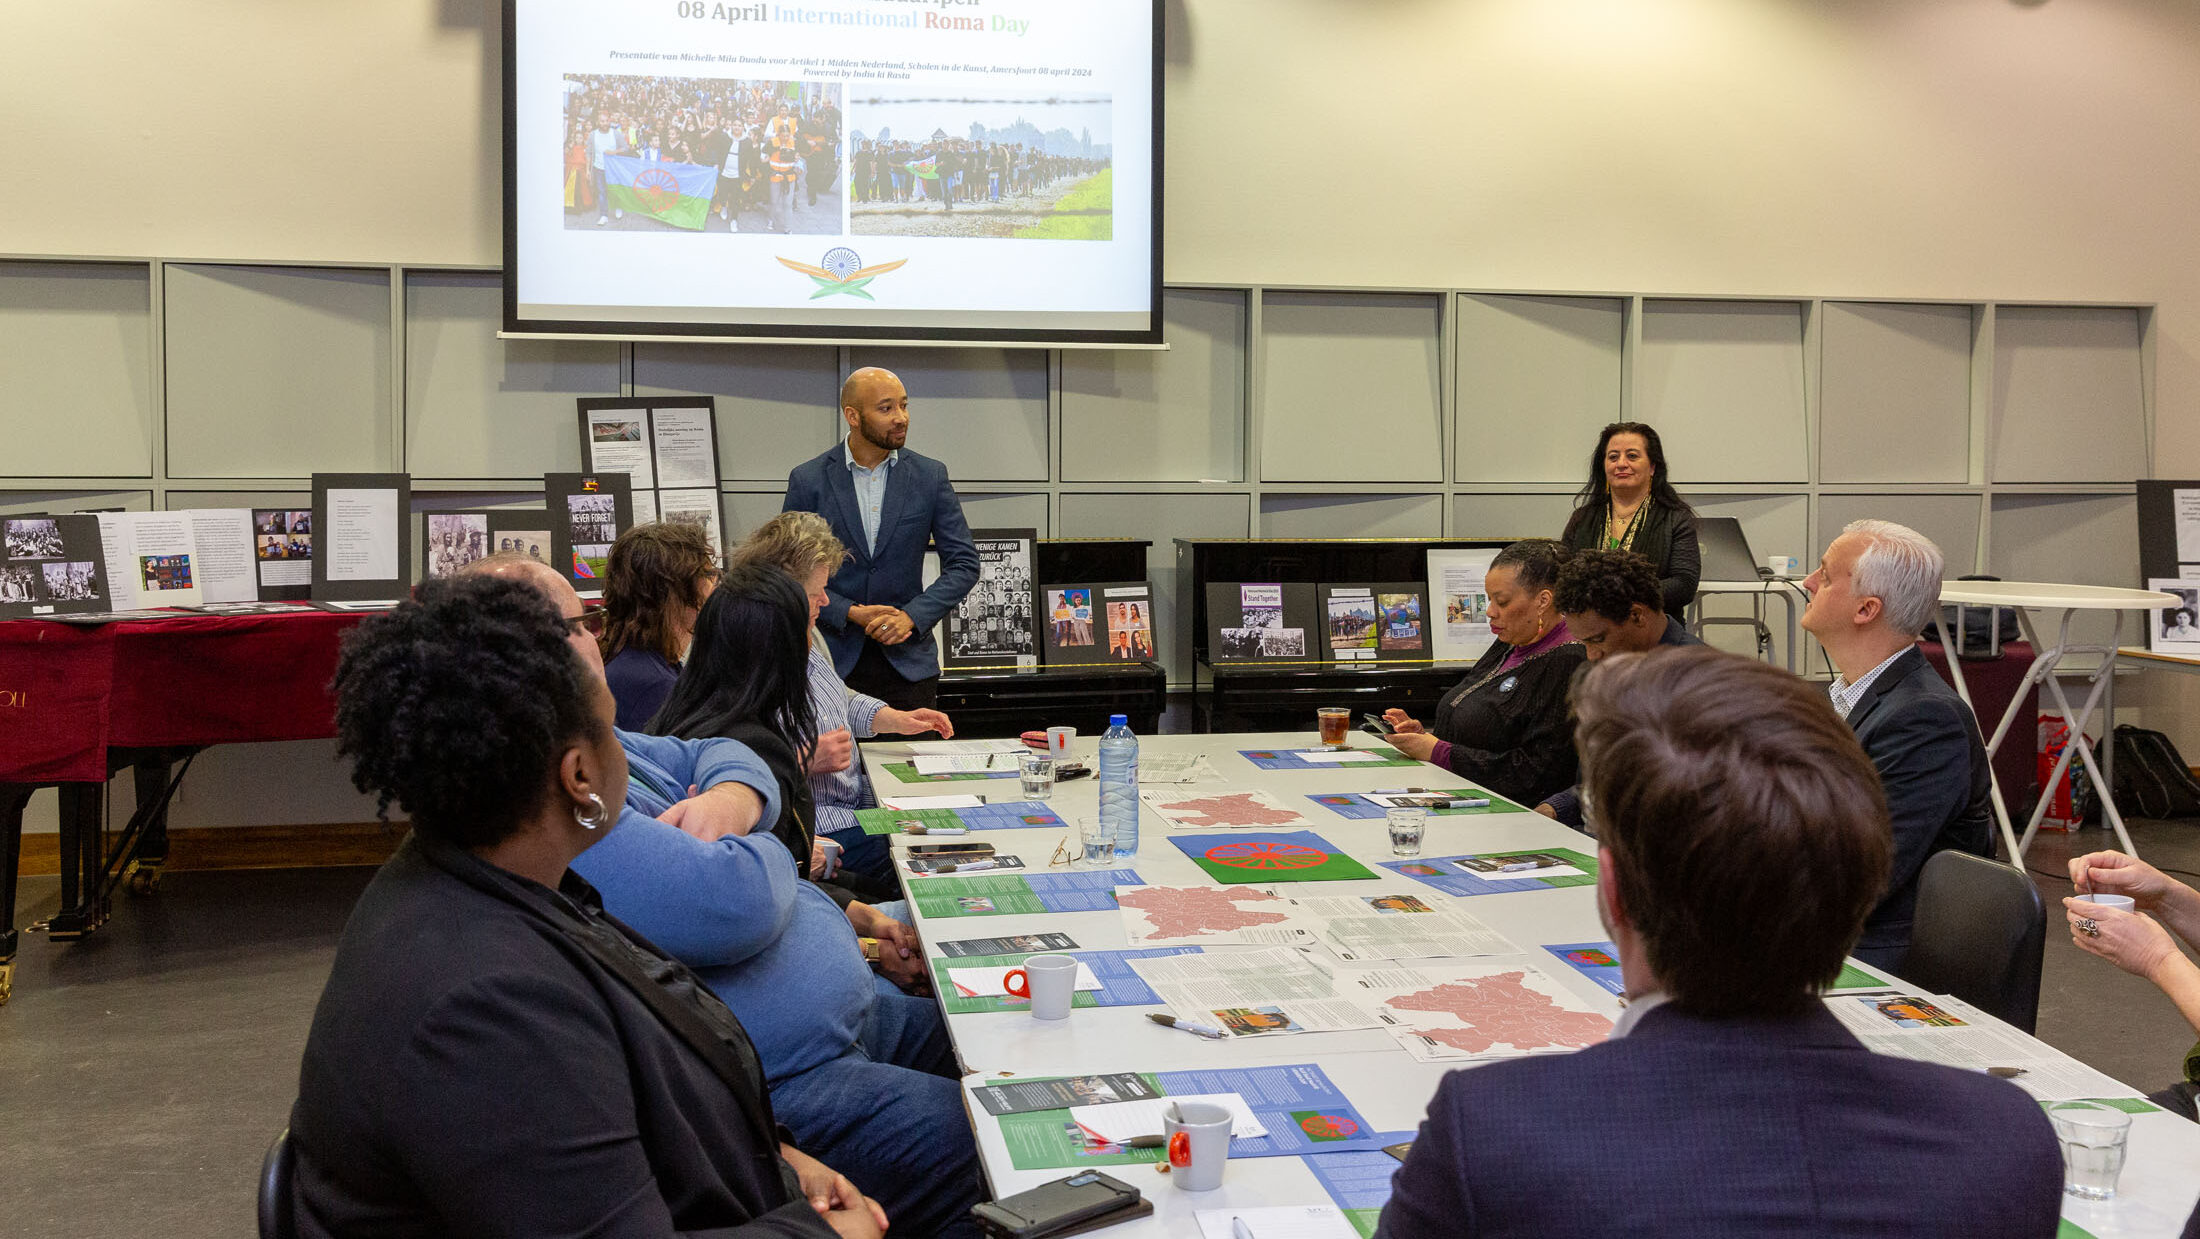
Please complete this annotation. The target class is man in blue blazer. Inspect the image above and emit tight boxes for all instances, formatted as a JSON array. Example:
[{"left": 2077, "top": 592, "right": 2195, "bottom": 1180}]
[
  {"left": 1379, "top": 648, "right": 2062, "bottom": 1239},
  {"left": 783, "top": 367, "right": 979, "bottom": 709},
  {"left": 1801, "top": 519, "right": 1994, "bottom": 972}
]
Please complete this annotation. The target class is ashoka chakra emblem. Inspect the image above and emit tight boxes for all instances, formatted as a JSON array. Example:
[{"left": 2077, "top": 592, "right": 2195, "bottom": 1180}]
[{"left": 822, "top": 248, "right": 862, "bottom": 279}]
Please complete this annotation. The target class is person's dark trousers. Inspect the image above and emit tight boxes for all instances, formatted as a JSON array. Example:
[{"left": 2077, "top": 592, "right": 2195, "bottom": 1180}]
[{"left": 846, "top": 641, "right": 938, "bottom": 711}]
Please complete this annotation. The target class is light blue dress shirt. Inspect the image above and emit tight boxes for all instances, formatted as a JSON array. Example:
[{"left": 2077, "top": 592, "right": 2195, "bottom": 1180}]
[{"left": 843, "top": 437, "right": 900, "bottom": 556}]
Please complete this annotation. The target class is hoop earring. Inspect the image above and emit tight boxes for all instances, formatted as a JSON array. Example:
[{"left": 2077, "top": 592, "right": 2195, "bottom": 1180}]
[{"left": 575, "top": 792, "right": 609, "bottom": 831}]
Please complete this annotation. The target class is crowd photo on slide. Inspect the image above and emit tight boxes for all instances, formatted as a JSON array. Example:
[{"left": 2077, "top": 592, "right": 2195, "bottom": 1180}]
[
  {"left": 848, "top": 91, "right": 1113, "bottom": 239},
  {"left": 562, "top": 74, "right": 842, "bottom": 236}
]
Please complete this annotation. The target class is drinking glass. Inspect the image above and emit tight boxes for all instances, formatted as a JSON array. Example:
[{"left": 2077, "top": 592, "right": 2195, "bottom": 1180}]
[
  {"left": 1019, "top": 750, "right": 1056, "bottom": 800},
  {"left": 1387, "top": 806, "right": 1427, "bottom": 856},
  {"left": 2048, "top": 1101, "right": 2131, "bottom": 1200},
  {"left": 1317, "top": 707, "right": 1350, "bottom": 747},
  {"left": 1077, "top": 816, "right": 1114, "bottom": 866}
]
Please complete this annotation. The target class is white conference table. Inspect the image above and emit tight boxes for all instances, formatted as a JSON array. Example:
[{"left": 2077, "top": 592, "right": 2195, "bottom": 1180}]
[
  {"left": 864, "top": 731, "right": 2200, "bottom": 1238},
  {"left": 1932, "top": 581, "right": 2180, "bottom": 862}
]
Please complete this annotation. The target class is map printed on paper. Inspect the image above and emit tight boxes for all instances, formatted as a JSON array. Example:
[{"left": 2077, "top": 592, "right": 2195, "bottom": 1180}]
[
  {"left": 1115, "top": 885, "right": 1310, "bottom": 946},
  {"left": 1343, "top": 963, "right": 1613, "bottom": 1061},
  {"left": 852, "top": 801, "right": 1067, "bottom": 836},
  {"left": 1141, "top": 787, "right": 1318, "bottom": 829}
]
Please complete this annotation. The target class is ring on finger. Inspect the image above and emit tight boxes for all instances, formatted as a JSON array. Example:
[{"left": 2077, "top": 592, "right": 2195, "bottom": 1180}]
[{"left": 2077, "top": 917, "right": 2100, "bottom": 938}]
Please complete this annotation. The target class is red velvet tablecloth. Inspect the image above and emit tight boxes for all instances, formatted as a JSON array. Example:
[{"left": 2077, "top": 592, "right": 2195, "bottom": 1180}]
[{"left": 0, "top": 610, "right": 365, "bottom": 784}]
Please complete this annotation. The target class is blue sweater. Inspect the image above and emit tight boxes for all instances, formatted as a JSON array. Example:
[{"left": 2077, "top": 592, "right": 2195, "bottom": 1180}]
[
  {"left": 604, "top": 648, "right": 680, "bottom": 732},
  {"left": 573, "top": 728, "right": 876, "bottom": 1084}
]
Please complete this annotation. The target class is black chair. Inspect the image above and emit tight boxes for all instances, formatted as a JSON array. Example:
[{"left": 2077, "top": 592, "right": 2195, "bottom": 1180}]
[
  {"left": 1896, "top": 850, "right": 2046, "bottom": 1033},
  {"left": 258, "top": 1127, "right": 297, "bottom": 1239}
]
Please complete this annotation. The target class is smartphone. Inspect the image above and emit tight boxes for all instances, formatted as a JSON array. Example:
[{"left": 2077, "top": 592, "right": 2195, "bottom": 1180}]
[
  {"left": 971, "top": 1171, "right": 1146, "bottom": 1239},
  {"left": 1055, "top": 763, "right": 1093, "bottom": 781},
  {"left": 1363, "top": 712, "right": 1397, "bottom": 735},
  {"left": 909, "top": 842, "right": 995, "bottom": 858}
]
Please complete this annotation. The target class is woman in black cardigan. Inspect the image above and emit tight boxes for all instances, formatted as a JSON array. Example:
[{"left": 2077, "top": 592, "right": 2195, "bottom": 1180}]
[
  {"left": 291, "top": 576, "right": 884, "bottom": 1239},
  {"left": 1560, "top": 421, "right": 1700, "bottom": 621},
  {"left": 1383, "top": 539, "right": 1586, "bottom": 809}
]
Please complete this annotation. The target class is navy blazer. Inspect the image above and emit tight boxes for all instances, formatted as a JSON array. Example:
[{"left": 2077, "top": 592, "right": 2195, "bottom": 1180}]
[
  {"left": 1846, "top": 646, "right": 1996, "bottom": 968},
  {"left": 1378, "top": 1002, "right": 2063, "bottom": 1238},
  {"left": 783, "top": 444, "right": 980, "bottom": 681}
]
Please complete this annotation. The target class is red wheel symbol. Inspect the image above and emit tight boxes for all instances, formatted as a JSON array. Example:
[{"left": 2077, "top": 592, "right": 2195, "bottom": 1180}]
[
  {"left": 1299, "top": 1114, "right": 1359, "bottom": 1140},
  {"left": 1205, "top": 841, "right": 1327, "bottom": 870},
  {"left": 634, "top": 167, "right": 682, "bottom": 212}
]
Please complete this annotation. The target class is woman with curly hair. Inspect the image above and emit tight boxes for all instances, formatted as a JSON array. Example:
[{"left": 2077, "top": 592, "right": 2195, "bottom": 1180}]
[{"left": 289, "top": 574, "right": 881, "bottom": 1239}]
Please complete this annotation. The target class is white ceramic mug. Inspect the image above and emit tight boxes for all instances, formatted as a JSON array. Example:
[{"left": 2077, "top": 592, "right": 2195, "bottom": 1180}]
[
  {"left": 1004, "top": 953, "right": 1080, "bottom": 1020},
  {"left": 1047, "top": 725, "right": 1076, "bottom": 760}
]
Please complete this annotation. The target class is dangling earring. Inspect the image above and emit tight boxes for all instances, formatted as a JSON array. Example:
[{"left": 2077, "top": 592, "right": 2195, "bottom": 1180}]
[{"left": 575, "top": 792, "right": 608, "bottom": 831}]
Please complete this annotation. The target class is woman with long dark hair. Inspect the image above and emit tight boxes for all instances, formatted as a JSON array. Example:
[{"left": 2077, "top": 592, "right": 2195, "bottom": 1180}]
[
  {"left": 650, "top": 561, "right": 821, "bottom": 873},
  {"left": 1559, "top": 421, "right": 1700, "bottom": 620}
]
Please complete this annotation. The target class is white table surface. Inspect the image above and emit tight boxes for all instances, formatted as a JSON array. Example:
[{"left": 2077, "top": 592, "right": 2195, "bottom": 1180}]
[
  {"left": 863, "top": 731, "right": 2200, "bottom": 1237},
  {"left": 1939, "top": 581, "right": 2181, "bottom": 611}
]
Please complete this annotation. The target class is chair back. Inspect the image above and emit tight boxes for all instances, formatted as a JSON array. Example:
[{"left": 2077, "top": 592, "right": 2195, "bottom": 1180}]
[
  {"left": 1898, "top": 850, "right": 2045, "bottom": 1033},
  {"left": 258, "top": 1127, "right": 297, "bottom": 1239}
]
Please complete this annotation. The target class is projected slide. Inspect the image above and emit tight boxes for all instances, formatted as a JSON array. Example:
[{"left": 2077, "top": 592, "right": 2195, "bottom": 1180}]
[{"left": 507, "top": 0, "right": 1160, "bottom": 343}]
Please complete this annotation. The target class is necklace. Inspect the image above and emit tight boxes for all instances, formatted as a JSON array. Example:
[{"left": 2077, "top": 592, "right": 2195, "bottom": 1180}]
[{"left": 1605, "top": 497, "right": 1647, "bottom": 551}]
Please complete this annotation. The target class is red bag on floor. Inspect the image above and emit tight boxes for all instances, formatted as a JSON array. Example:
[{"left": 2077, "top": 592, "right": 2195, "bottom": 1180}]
[{"left": 2036, "top": 713, "right": 2098, "bottom": 830}]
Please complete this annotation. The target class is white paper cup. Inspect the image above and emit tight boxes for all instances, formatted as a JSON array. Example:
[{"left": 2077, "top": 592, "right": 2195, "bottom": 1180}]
[
  {"left": 1047, "top": 726, "right": 1076, "bottom": 759},
  {"left": 1006, "top": 953, "right": 1080, "bottom": 1020},
  {"left": 2082, "top": 894, "right": 2135, "bottom": 912},
  {"left": 1164, "top": 1101, "right": 1233, "bottom": 1191}
]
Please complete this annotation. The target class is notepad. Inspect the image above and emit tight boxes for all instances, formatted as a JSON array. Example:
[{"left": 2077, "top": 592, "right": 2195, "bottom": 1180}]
[
  {"left": 1068, "top": 1093, "right": 1268, "bottom": 1143},
  {"left": 1294, "top": 749, "right": 1384, "bottom": 764},
  {"left": 913, "top": 754, "right": 1011, "bottom": 775},
  {"left": 946, "top": 963, "right": 1104, "bottom": 997},
  {"left": 1194, "top": 1207, "right": 1360, "bottom": 1239},
  {"left": 880, "top": 794, "right": 988, "bottom": 810}
]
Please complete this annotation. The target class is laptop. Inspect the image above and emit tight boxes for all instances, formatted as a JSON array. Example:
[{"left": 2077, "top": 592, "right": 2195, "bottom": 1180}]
[{"left": 1694, "top": 516, "right": 1768, "bottom": 583}]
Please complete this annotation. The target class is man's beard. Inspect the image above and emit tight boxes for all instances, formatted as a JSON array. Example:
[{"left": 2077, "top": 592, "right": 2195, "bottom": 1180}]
[{"left": 859, "top": 421, "right": 903, "bottom": 452}]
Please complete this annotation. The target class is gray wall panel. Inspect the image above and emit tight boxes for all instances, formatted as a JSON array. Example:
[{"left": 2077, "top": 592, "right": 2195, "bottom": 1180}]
[
  {"left": 0, "top": 262, "right": 154, "bottom": 478},
  {"left": 633, "top": 344, "right": 841, "bottom": 484},
  {"left": 404, "top": 271, "right": 618, "bottom": 479},
  {"left": 1062, "top": 288, "right": 1247, "bottom": 482},
  {"left": 1260, "top": 293, "right": 1443, "bottom": 482},
  {"left": 1455, "top": 295, "right": 1624, "bottom": 483},
  {"left": 1636, "top": 300, "right": 1809, "bottom": 484},
  {"left": 1819, "top": 302, "right": 1972, "bottom": 484}
]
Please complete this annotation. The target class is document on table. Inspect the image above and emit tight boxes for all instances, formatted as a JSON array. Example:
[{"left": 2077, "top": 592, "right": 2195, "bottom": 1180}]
[
  {"left": 1280, "top": 894, "right": 1519, "bottom": 962},
  {"left": 923, "top": 739, "right": 1030, "bottom": 755},
  {"left": 1823, "top": 994, "right": 2139, "bottom": 1100},
  {"left": 913, "top": 753, "right": 1015, "bottom": 775},
  {"left": 1294, "top": 748, "right": 1385, "bottom": 764},
  {"left": 879, "top": 794, "right": 988, "bottom": 810},
  {"left": 181, "top": 509, "right": 256, "bottom": 604},
  {"left": 1195, "top": 1207, "right": 1361, "bottom": 1239},
  {"left": 1127, "top": 946, "right": 1383, "bottom": 1035},
  {"left": 944, "top": 963, "right": 1102, "bottom": 997},
  {"left": 1138, "top": 752, "right": 1213, "bottom": 783},
  {"left": 1343, "top": 962, "right": 1614, "bottom": 1062},
  {"left": 1070, "top": 1092, "right": 1267, "bottom": 1142}
]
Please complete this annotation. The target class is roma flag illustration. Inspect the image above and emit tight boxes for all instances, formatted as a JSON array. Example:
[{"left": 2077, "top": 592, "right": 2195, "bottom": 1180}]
[
  {"left": 603, "top": 155, "right": 717, "bottom": 230},
  {"left": 905, "top": 156, "right": 940, "bottom": 181}
]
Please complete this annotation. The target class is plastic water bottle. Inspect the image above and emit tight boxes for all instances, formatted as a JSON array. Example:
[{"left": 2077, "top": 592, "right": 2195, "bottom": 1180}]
[{"left": 1098, "top": 713, "right": 1140, "bottom": 859}]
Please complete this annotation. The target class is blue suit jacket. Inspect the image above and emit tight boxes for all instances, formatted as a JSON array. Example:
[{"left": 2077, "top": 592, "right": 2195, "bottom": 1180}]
[
  {"left": 783, "top": 444, "right": 980, "bottom": 681},
  {"left": 1378, "top": 1002, "right": 2062, "bottom": 1238},
  {"left": 1846, "top": 646, "right": 1996, "bottom": 968}
]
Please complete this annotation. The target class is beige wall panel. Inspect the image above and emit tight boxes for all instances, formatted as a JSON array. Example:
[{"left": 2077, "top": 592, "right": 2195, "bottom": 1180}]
[
  {"left": 0, "top": 262, "right": 154, "bottom": 478},
  {"left": 1635, "top": 301, "right": 1809, "bottom": 484},
  {"left": 1258, "top": 493, "right": 1442, "bottom": 539},
  {"left": 1062, "top": 288, "right": 1247, "bottom": 482},
  {"left": 1819, "top": 302, "right": 1972, "bottom": 484},
  {"left": 1815, "top": 493, "right": 1985, "bottom": 576},
  {"left": 1989, "top": 493, "right": 2141, "bottom": 649},
  {"left": 404, "top": 271, "right": 618, "bottom": 479},
  {"left": 633, "top": 345, "right": 841, "bottom": 485},
  {"left": 1259, "top": 293, "right": 1443, "bottom": 483},
  {"left": 849, "top": 348, "right": 1049, "bottom": 482},
  {"left": 1990, "top": 308, "right": 2149, "bottom": 484},
  {"left": 1455, "top": 295, "right": 1624, "bottom": 483}
]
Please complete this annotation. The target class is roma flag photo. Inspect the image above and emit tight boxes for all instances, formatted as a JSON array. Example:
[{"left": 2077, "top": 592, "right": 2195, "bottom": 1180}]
[{"left": 602, "top": 154, "right": 717, "bottom": 230}]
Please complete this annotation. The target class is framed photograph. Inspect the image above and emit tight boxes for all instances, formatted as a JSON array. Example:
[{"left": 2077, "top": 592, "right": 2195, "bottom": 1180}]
[
  {"left": 944, "top": 528, "right": 1038, "bottom": 670},
  {"left": 545, "top": 471, "right": 636, "bottom": 597},
  {"left": 2148, "top": 578, "right": 2200, "bottom": 656},
  {"left": 0, "top": 513, "right": 109, "bottom": 618}
]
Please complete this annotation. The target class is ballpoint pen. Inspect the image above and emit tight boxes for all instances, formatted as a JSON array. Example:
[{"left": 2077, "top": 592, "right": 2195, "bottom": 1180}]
[
  {"left": 1497, "top": 859, "right": 1557, "bottom": 872},
  {"left": 1233, "top": 1218, "right": 1257, "bottom": 1239},
  {"left": 1147, "top": 1012, "right": 1228, "bottom": 1039}
]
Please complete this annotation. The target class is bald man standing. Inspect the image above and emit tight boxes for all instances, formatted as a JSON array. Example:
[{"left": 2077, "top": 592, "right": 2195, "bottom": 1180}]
[{"left": 783, "top": 367, "right": 979, "bottom": 710}]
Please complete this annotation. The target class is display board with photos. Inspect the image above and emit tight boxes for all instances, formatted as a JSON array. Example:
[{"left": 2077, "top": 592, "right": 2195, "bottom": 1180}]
[
  {"left": 0, "top": 514, "right": 110, "bottom": 617},
  {"left": 252, "top": 507, "right": 315, "bottom": 600},
  {"left": 944, "top": 528, "right": 1038, "bottom": 671},
  {"left": 424, "top": 509, "right": 561, "bottom": 580},
  {"left": 311, "top": 473, "right": 413, "bottom": 607},
  {"left": 1205, "top": 581, "right": 1320, "bottom": 662},
  {"left": 2148, "top": 578, "right": 2200, "bottom": 657},
  {"left": 576, "top": 398, "right": 724, "bottom": 558},
  {"left": 1039, "top": 581, "right": 1156, "bottom": 666},
  {"left": 1425, "top": 547, "right": 1499, "bottom": 662},
  {"left": 1320, "top": 582, "right": 1430, "bottom": 663},
  {"left": 546, "top": 472, "right": 635, "bottom": 598}
]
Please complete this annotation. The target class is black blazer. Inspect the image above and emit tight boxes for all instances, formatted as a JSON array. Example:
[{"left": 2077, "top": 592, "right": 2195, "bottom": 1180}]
[
  {"left": 1378, "top": 1002, "right": 2062, "bottom": 1238},
  {"left": 783, "top": 445, "right": 980, "bottom": 682},
  {"left": 1429, "top": 639, "right": 1586, "bottom": 809},
  {"left": 1845, "top": 646, "right": 1995, "bottom": 966},
  {"left": 1563, "top": 499, "right": 1702, "bottom": 620},
  {"left": 289, "top": 833, "right": 836, "bottom": 1239}
]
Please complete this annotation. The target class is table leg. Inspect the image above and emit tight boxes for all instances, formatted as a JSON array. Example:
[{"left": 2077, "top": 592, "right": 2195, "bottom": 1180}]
[
  {"left": 0, "top": 783, "right": 29, "bottom": 1006},
  {"left": 1937, "top": 611, "right": 2026, "bottom": 863},
  {"left": 2029, "top": 626, "right": 2139, "bottom": 860},
  {"left": 2102, "top": 625, "right": 2118, "bottom": 801}
]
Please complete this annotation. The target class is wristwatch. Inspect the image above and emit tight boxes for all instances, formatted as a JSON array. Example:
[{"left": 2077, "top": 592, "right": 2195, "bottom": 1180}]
[{"left": 858, "top": 936, "right": 882, "bottom": 963}]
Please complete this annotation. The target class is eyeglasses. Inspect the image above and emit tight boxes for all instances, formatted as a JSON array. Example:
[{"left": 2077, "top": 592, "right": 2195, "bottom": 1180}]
[{"left": 565, "top": 610, "right": 607, "bottom": 638}]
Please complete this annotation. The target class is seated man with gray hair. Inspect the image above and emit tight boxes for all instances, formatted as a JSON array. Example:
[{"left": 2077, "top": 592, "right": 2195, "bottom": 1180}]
[{"left": 1799, "top": 519, "right": 1994, "bottom": 972}]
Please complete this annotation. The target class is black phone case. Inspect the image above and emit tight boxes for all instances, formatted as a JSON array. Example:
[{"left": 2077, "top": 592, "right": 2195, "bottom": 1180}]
[{"left": 971, "top": 1172, "right": 1145, "bottom": 1239}]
